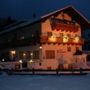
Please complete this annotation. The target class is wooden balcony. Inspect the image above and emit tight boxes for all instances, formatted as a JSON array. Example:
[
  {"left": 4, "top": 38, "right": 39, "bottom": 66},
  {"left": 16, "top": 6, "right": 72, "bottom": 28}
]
[
  {"left": 40, "top": 35, "right": 84, "bottom": 45},
  {"left": 51, "top": 22, "right": 79, "bottom": 32}
]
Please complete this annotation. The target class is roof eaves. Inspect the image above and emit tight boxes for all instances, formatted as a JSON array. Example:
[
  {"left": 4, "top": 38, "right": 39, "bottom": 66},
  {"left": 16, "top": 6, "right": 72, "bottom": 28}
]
[
  {"left": 70, "top": 6, "right": 90, "bottom": 25},
  {"left": 41, "top": 5, "right": 72, "bottom": 19},
  {"left": 0, "top": 17, "right": 41, "bottom": 35}
]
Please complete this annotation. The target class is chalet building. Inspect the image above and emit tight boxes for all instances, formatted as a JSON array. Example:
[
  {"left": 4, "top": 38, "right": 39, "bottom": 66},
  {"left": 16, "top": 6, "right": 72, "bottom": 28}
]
[{"left": 0, "top": 6, "right": 90, "bottom": 70}]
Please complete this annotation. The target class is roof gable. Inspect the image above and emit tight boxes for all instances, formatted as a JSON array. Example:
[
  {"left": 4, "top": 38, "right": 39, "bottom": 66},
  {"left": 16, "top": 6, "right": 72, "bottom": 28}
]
[
  {"left": 0, "top": 6, "right": 90, "bottom": 35},
  {"left": 41, "top": 5, "right": 90, "bottom": 29}
]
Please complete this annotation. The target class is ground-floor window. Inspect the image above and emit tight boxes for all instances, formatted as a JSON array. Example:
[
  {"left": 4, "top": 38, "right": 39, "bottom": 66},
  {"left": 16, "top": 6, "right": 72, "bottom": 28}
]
[
  {"left": 19, "top": 51, "right": 31, "bottom": 59},
  {"left": 33, "top": 50, "right": 39, "bottom": 59},
  {"left": 45, "top": 50, "right": 55, "bottom": 59},
  {"left": 22, "top": 62, "right": 27, "bottom": 68},
  {"left": 19, "top": 50, "right": 39, "bottom": 59}
]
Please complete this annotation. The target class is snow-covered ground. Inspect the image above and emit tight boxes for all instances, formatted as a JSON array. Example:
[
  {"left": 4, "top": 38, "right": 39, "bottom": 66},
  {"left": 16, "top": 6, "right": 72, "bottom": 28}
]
[{"left": 0, "top": 73, "right": 90, "bottom": 90}]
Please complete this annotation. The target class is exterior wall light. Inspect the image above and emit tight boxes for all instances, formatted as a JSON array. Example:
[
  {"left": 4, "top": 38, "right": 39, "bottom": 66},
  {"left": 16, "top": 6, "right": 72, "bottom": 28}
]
[
  {"left": 23, "top": 53, "right": 26, "bottom": 57},
  {"left": 11, "top": 50, "right": 16, "bottom": 55},
  {"left": 19, "top": 60, "right": 23, "bottom": 63},
  {"left": 29, "top": 59, "right": 34, "bottom": 63},
  {"left": 2, "top": 59, "right": 5, "bottom": 62},
  {"left": 39, "top": 46, "right": 42, "bottom": 49}
]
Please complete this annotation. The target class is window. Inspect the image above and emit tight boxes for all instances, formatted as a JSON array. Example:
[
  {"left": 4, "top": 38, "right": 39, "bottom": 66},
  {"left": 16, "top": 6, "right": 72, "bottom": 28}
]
[
  {"left": 33, "top": 50, "right": 39, "bottom": 59},
  {"left": 45, "top": 50, "right": 55, "bottom": 59},
  {"left": 19, "top": 51, "right": 32, "bottom": 59}
]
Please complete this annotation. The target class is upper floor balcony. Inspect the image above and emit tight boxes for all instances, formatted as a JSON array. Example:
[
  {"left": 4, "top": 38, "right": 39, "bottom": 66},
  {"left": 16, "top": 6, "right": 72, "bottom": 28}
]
[
  {"left": 40, "top": 35, "right": 84, "bottom": 45},
  {"left": 50, "top": 18, "right": 79, "bottom": 32}
]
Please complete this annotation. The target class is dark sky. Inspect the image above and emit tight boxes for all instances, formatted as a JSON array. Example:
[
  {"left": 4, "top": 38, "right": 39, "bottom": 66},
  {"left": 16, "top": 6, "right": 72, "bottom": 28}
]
[{"left": 0, "top": 0, "right": 90, "bottom": 21}]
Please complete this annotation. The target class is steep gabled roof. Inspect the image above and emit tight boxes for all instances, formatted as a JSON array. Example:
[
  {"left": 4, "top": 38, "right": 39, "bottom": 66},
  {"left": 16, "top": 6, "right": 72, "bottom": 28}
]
[
  {"left": 0, "top": 6, "right": 90, "bottom": 35},
  {"left": 41, "top": 5, "right": 90, "bottom": 29}
]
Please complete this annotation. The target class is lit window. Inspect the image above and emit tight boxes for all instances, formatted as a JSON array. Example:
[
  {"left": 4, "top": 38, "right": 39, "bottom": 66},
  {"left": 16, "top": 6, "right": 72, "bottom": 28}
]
[
  {"left": 19, "top": 51, "right": 32, "bottom": 59},
  {"left": 19, "top": 51, "right": 26, "bottom": 59},
  {"left": 10, "top": 50, "right": 16, "bottom": 60}
]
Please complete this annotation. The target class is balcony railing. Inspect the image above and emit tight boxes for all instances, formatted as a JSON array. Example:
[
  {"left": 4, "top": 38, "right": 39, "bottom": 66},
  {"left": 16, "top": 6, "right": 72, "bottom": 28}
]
[
  {"left": 51, "top": 23, "right": 79, "bottom": 32},
  {"left": 40, "top": 35, "right": 84, "bottom": 45},
  {"left": 50, "top": 18, "right": 79, "bottom": 32},
  {"left": 0, "top": 35, "right": 84, "bottom": 50}
]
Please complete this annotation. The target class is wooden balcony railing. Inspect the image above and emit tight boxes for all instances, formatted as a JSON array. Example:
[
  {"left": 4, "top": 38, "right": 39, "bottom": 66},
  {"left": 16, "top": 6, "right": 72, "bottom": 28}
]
[
  {"left": 40, "top": 35, "right": 84, "bottom": 45},
  {"left": 51, "top": 23, "right": 79, "bottom": 32}
]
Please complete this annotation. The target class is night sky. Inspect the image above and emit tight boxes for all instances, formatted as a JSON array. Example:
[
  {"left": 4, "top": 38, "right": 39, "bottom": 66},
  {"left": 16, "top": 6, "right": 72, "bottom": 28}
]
[{"left": 0, "top": 0, "right": 90, "bottom": 21}]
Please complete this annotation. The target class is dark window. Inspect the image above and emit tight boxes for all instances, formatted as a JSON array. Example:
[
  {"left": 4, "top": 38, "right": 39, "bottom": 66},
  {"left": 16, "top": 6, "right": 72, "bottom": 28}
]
[
  {"left": 45, "top": 50, "right": 55, "bottom": 59},
  {"left": 26, "top": 51, "right": 31, "bottom": 59},
  {"left": 22, "top": 62, "right": 27, "bottom": 68},
  {"left": 33, "top": 51, "right": 39, "bottom": 59}
]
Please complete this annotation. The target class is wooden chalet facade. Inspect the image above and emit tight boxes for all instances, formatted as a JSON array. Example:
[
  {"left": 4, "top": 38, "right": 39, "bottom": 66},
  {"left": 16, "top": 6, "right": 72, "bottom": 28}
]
[{"left": 0, "top": 6, "right": 90, "bottom": 70}]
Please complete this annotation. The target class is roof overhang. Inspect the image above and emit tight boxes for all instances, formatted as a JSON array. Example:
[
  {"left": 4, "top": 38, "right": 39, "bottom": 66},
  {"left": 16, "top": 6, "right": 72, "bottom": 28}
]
[
  {"left": 0, "top": 6, "right": 90, "bottom": 35},
  {"left": 41, "top": 6, "right": 90, "bottom": 30}
]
